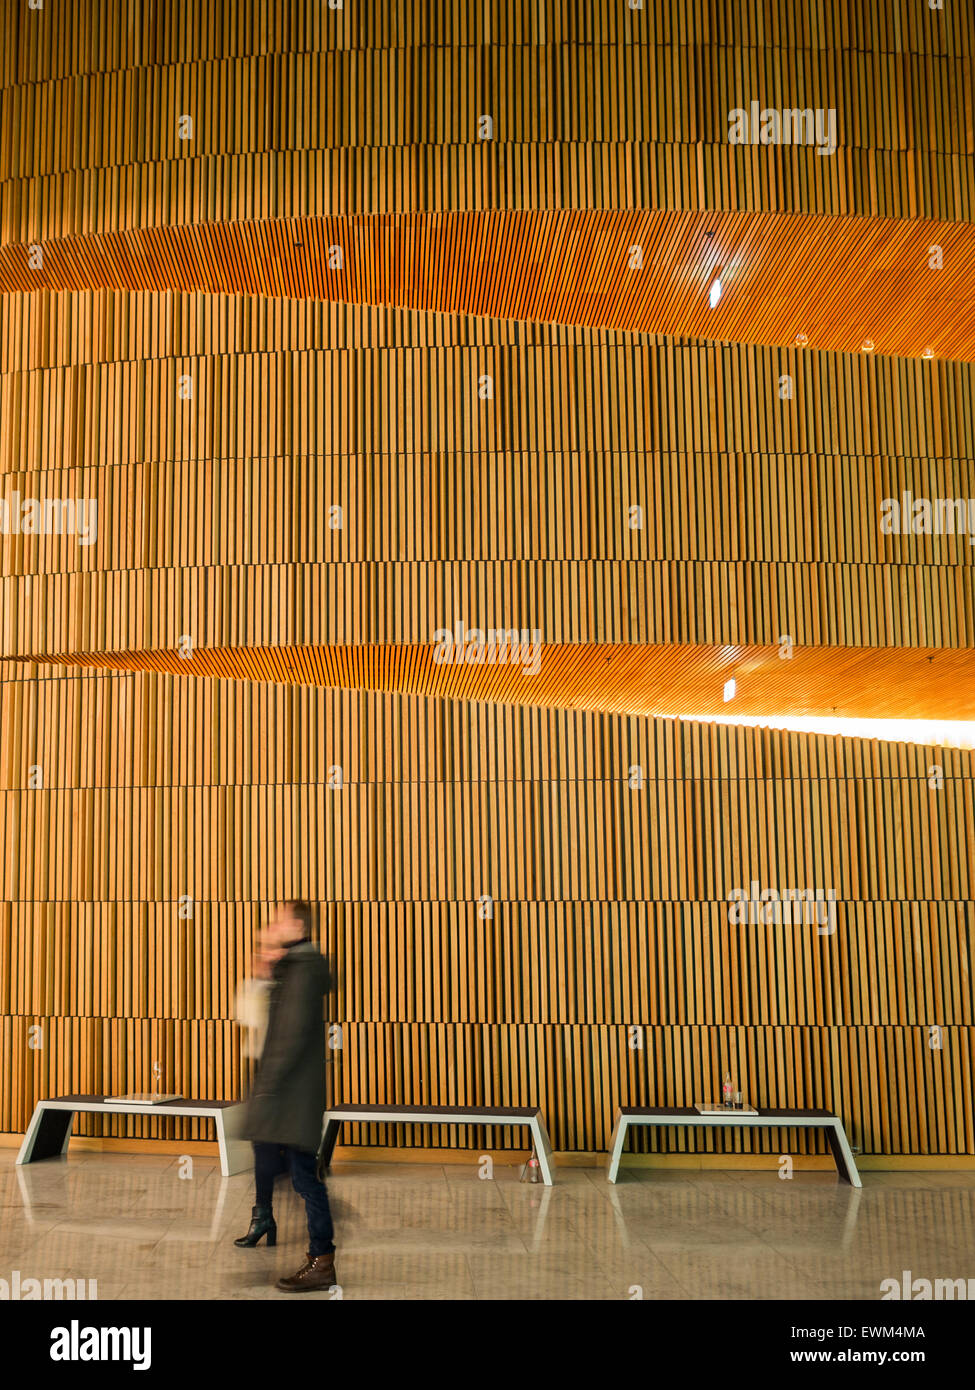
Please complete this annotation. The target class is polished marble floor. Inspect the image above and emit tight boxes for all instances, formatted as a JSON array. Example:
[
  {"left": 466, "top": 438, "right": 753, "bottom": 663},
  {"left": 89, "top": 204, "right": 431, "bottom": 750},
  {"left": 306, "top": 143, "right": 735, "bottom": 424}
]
[{"left": 2, "top": 1150, "right": 973, "bottom": 1300}]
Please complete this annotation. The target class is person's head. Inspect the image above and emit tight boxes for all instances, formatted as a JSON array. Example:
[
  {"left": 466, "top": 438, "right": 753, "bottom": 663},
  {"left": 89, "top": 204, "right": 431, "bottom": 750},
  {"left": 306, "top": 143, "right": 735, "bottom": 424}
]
[
  {"left": 265, "top": 900, "right": 315, "bottom": 948},
  {"left": 251, "top": 926, "right": 281, "bottom": 972}
]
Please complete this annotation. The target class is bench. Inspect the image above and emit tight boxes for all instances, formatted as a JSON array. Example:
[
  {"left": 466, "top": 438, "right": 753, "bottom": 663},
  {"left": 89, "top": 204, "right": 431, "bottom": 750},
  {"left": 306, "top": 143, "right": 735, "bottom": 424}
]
[
  {"left": 607, "top": 1107, "right": 862, "bottom": 1186},
  {"left": 17, "top": 1095, "right": 251, "bottom": 1178},
  {"left": 319, "top": 1103, "right": 556, "bottom": 1185}
]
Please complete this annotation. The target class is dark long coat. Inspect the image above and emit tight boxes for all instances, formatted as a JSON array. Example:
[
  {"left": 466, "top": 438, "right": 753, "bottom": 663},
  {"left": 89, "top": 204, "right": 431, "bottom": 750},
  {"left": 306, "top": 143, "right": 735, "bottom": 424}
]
[{"left": 242, "top": 940, "right": 332, "bottom": 1154}]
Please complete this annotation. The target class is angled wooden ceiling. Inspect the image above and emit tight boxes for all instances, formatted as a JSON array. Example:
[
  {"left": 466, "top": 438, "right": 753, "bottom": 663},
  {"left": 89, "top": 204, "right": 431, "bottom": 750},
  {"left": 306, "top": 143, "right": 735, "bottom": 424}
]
[
  {"left": 20, "top": 640, "right": 975, "bottom": 742},
  {"left": 2, "top": 207, "right": 975, "bottom": 361}
]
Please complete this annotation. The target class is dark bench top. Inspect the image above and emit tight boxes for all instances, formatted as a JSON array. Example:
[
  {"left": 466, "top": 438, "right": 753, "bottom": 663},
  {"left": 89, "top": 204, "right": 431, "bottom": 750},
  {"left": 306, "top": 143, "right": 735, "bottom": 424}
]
[
  {"left": 327, "top": 1104, "right": 539, "bottom": 1119},
  {"left": 40, "top": 1095, "right": 241, "bottom": 1110},
  {"left": 619, "top": 1107, "right": 838, "bottom": 1120}
]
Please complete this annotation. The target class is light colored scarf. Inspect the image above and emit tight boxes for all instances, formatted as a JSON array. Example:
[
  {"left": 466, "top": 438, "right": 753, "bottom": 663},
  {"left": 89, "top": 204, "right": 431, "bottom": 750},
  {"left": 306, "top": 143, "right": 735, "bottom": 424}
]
[{"left": 236, "top": 978, "right": 272, "bottom": 1060}]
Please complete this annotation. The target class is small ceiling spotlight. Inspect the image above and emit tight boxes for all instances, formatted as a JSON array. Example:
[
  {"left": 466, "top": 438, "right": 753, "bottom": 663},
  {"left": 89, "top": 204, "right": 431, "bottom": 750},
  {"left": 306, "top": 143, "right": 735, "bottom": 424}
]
[
  {"left": 794, "top": 332, "right": 809, "bottom": 347},
  {"left": 708, "top": 276, "right": 723, "bottom": 309},
  {"left": 921, "top": 347, "right": 934, "bottom": 360},
  {"left": 861, "top": 339, "right": 875, "bottom": 352}
]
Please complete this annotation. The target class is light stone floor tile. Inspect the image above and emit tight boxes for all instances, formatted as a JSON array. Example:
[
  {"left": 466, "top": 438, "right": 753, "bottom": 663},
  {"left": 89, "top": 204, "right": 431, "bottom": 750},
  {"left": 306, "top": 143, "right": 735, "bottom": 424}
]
[
  {"left": 851, "top": 1171, "right": 939, "bottom": 1189},
  {"left": 327, "top": 1161, "right": 450, "bottom": 1181},
  {"left": 466, "top": 1251, "right": 641, "bottom": 1301},
  {"left": 1, "top": 1150, "right": 972, "bottom": 1301},
  {"left": 650, "top": 1250, "right": 818, "bottom": 1300},
  {"left": 338, "top": 1226, "right": 528, "bottom": 1256},
  {"left": 921, "top": 1171, "right": 975, "bottom": 1190}
]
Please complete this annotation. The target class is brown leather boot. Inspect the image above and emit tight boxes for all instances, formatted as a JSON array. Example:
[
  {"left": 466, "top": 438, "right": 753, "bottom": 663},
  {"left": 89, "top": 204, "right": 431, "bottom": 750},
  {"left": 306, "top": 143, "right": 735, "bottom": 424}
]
[{"left": 276, "top": 1252, "right": 337, "bottom": 1293}]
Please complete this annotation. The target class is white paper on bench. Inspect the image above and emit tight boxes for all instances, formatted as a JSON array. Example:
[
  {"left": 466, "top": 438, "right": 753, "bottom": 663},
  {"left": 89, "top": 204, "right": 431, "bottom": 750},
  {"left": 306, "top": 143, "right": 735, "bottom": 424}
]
[
  {"left": 102, "top": 1094, "right": 185, "bottom": 1104},
  {"left": 693, "top": 1102, "right": 759, "bottom": 1116}
]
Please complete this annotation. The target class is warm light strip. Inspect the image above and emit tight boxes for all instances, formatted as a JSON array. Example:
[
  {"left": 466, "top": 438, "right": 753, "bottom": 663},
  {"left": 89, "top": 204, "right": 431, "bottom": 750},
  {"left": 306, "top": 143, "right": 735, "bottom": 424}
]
[{"left": 680, "top": 714, "right": 975, "bottom": 750}]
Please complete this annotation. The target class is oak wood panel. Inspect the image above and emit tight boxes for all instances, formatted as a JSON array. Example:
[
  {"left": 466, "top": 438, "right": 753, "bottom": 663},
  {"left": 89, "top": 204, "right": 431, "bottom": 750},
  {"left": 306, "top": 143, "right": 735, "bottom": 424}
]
[
  {"left": 4, "top": 0, "right": 973, "bottom": 98},
  {"left": 4, "top": 897, "right": 973, "bottom": 1029},
  {"left": 2, "top": 770, "right": 972, "bottom": 906}
]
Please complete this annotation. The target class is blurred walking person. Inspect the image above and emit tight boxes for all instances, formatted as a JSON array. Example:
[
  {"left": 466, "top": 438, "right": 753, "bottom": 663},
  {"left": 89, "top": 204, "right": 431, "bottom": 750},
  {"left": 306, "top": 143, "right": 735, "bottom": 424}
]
[
  {"left": 233, "top": 926, "right": 283, "bottom": 1247},
  {"left": 236, "top": 901, "right": 337, "bottom": 1292}
]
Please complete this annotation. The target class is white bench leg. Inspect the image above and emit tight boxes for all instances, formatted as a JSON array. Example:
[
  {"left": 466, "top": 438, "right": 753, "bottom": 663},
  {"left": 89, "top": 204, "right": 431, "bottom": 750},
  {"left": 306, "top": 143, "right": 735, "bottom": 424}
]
[
  {"left": 17, "top": 1104, "right": 74, "bottom": 1164},
  {"left": 606, "top": 1112, "right": 629, "bottom": 1183},
  {"left": 528, "top": 1115, "right": 555, "bottom": 1186},
  {"left": 827, "top": 1120, "right": 863, "bottom": 1188},
  {"left": 215, "top": 1105, "right": 251, "bottom": 1177},
  {"left": 17, "top": 1104, "right": 46, "bottom": 1164}
]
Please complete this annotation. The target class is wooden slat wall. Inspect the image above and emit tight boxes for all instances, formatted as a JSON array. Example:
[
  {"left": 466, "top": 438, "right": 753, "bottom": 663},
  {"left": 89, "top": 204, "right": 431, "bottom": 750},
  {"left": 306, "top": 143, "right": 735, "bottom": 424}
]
[
  {"left": 0, "top": 1, "right": 973, "bottom": 1159},
  {"left": 3, "top": 769, "right": 975, "bottom": 905},
  {"left": 1, "top": 672, "right": 973, "bottom": 1153},
  {"left": 2, "top": 0, "right": 974, "bottom": 237},
  {"left": 3, "top": 0, "right": 973, "bottom": 86},
  {"left": 24, "top": 140, "right": 971, "bottom": 237},
  {"left": 1, "top": 295, "right": 974, "bottom": 658},
  {"left": 6, "top": 447, "right": 975, "bottom": 570},
  {"left": 3, "top": 44, "right": 971, "bottom": 180}
]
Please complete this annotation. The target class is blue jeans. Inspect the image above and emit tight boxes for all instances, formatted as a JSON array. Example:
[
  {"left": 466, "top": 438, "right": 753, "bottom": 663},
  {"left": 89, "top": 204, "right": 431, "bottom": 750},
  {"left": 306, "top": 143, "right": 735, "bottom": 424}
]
[{"left": 252, "top": 1142, "right": 335, "bottom": 1256}]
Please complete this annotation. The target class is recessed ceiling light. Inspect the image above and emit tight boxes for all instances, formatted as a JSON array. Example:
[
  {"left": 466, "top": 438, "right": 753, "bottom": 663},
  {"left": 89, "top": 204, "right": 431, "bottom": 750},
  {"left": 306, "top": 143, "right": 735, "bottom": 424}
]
[
  {"left": 722, "top": 677, "right": 736, "bottom": 702},
  {"left": 708, "top": 277, "right": 723, "bottom": 309},
  {"left": 921, "top": 347, "right": 934, "bottom": 360},
  {"left": 861, "top": 339, "right": 875, "bottom": 352},
  {"left": 795, "top": 333, "right": 808, "bottom": 347}
]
